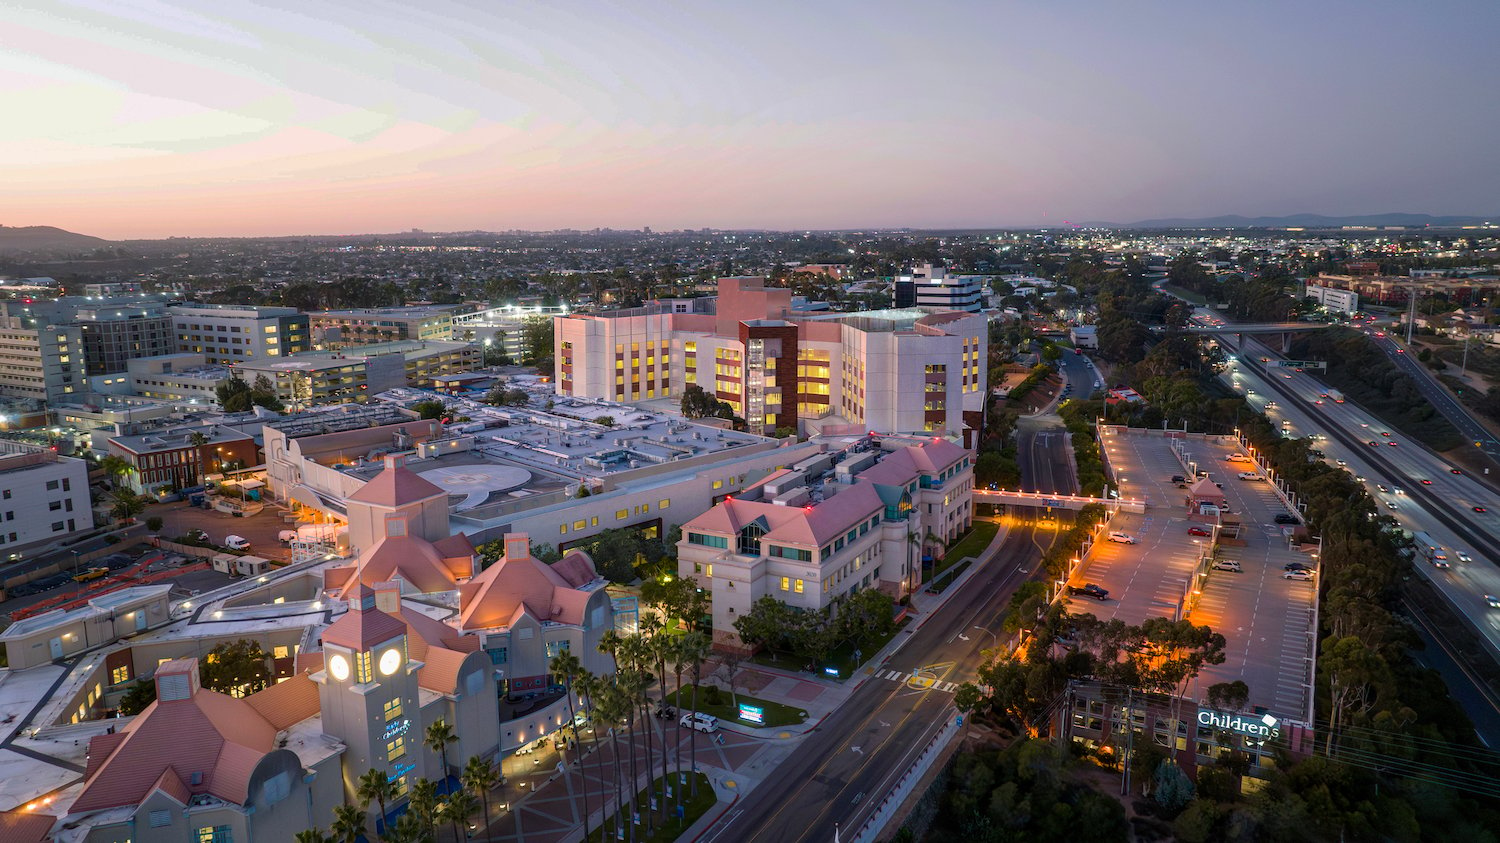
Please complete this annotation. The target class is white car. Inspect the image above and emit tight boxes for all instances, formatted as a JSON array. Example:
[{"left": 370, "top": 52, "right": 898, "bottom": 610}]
[
  {"left": 1237, "top": 472, "right": 1264, "bottom": 481},
  {"left": 680, "top": 712, "right": 719, "bottom": 733},
  {"left": 223, "top": 535, "right": 251, "bottom": 551},
  {"left": 1284, "top": 569, "right": 1315, "bottom": 581},
  {"left": 1107, "top": 531, "right": 1137, "bottom": 544},
  {"left": 1212, "top": 560, "right": 1243, "bottom": 573}
]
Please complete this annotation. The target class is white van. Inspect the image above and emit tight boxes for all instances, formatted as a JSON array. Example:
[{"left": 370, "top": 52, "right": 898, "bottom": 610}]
[
  {"left": 223, "top": 535, "right": 251, "bottom": 551},
  {"left": 680, "top": 712, "right": 719, "bottom": 733},
  {"left": 277, "top": 530, "right": 299, "bottom": 544}
]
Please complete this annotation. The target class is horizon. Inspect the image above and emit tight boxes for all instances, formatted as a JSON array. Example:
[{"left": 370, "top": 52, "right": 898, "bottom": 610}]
[{"left": 4, "top": 1, "right": 1498, "bottom": 239}]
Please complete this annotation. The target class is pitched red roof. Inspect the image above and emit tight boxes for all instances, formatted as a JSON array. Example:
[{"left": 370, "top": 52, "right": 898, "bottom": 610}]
[
  {"left": 71, "top": 662, "right": 282, "bottom": 813},
  {"left": 457, "top": 539, "right": 601, "bottom": 630},
  {"left": 329, "top": 534, "right": 470, "bottom": 599},
  {"left": 0, "top": 810, "right": 55, "bottom": 843},
  {"left": 323, "top": 601, "right": 409, "bottom": 652},
  {"left": 244, "top": 673, "right": 322, "bottom": 730},
  {"left": 347, "top": 461, "right": 445, "bottom": 508}
]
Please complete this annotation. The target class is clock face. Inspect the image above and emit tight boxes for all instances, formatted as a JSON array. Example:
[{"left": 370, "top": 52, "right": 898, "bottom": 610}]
[
  {"left": 379, "top": 647, "right": 402, "bottom": 676},
  {"left": 328, "top": 653, "right": 350, "bottom": 682}
]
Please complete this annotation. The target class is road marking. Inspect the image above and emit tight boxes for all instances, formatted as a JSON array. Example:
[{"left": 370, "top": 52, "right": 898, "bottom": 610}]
[{"left": 851, "top": 745, "right": 863, "bottom": 755}]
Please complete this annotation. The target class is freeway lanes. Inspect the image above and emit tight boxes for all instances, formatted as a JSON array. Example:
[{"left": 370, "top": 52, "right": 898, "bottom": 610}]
[
  {"left": 1366, "top": 329, "right": 1500, "bottom": 465},
  {"left": 705, "top": 527, "right": 1045, "bottom": 843},
  {"left": 1221, "top": 335, "right": 1500, "bottom": 652}
]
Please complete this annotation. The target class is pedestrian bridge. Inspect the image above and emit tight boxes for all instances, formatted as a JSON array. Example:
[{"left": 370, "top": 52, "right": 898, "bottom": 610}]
[{"left": 973, "top": 489, "right": 1147, "bottom": 514}]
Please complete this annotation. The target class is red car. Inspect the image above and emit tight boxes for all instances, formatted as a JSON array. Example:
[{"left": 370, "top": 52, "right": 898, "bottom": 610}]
[
  {"left": 1451, "top": 468, "right": 1463, "bottom": 475},
  {"left": 1187, "top": 527, "right": 1211, "bottom": 537},
  {"left": 1387, "top": 441, "right": 1398, "bottom": 447},
  {"left": 1420, "top": 479, "right": 1432, "bottom": 485}
]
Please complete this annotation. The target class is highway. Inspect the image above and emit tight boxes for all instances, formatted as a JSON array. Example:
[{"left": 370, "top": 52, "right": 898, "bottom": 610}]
[
  {"left": 1218, "top": 334, "right": 1500, "bottom": 654},
  {"left": 1365, "top": 328, "right": 1500, "bottom": 466}
]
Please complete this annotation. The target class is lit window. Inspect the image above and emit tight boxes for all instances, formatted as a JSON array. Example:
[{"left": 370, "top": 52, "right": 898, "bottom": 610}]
[
  {"left": 779, "top": 576, "right": 789, "bottom": 591},
  {"left": 110, "top": 665, "right": 130, "bottom": 685},
  {"left": 272, "top": 646, "right": 290, "bottom": 660},
  {"left": 794, "top": 579, "right": 804, "bottom": 593},
  {"left": 385, "top": 698, "right": 403, "bottom": 721},
  {"left": 573, "top": 519, "right": 586, "bottom": 530},
  {"left": 658, "top": 499, "right": 669, "bottom": 510},
  {"left": 712, "top": 480, "right": 723, "bottom": 490},
  {"left": 388, "top": 736, "right": 406, "bottom": 760},
  {"left": 616, "top": 509, "right": 628, "bottom": 520}
]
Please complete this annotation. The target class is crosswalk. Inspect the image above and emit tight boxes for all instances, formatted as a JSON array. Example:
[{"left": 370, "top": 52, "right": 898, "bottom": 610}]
[{"left": 872, "top": 669, "right": 959, "bottom": 693}]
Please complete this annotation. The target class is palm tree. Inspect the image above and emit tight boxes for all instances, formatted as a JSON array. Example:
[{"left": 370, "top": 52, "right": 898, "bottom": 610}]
[
  {"left": 358, "top": 768, "right": 396, "bottom": 835},
  {"left": 550, "top": 650, "right": 595, "bottom": 838},
  {"left": 440, "top": 788, "right": 479, "bottom": 843},
  {"left": 618, "top": 635, "right": 654, "bottom": 836},
  {"left": 97, "top": 453, "right": 133, "bottom": 481},
  {"left": 409, "top": 778, "right": 441, "bottom": 840},
  {"left": 331, "top": 804, "right": 367, "bottom": 843},
  {"left": 295, "top": 829, "right": 333, "bottom": 843},
  {"left": 462, "top": 755, "right": 501, "bottom": 842},
  {"left": 425, "top": 720, "right": 458, "bottom": 791},
  {"left": 595, "top": 682, "right": 635, "bottom": 843},
  {"left": 679, "top": 631, "right": 712, "bottom": 798},
  {"left": 646, "top": 624, "right": 676, "bottom": 822},
  {"left": 381, "top": 811, "right": 427, "bottom": 843},
  {"left": 109, "top": 487, "right": 145, "bottom": 523}
]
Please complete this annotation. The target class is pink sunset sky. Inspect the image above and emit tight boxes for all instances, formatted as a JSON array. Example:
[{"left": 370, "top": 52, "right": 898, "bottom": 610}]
[{"left": 2, "top": 0, "right": 1496, "bottom": 238}]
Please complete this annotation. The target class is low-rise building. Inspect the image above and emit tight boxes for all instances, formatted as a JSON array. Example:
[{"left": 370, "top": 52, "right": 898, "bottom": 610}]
[
  {"left": 678, "top": 436, "right": 974, "bottom": 651},
  {"left": 310, "top": 305, "right": 460, "bottom": 349},
  {"left": 233, "top": 341, "right": 479, "bottom": 408},
  {"left": 107, "top": 423, "right": 261, "bottom": 494},
  {"left": 0, "top": 585, "right": 172, "bottom": 670},
  {"left": 893, "top": 264, "right": 985, "bottom": 312},
  {"left": 1304, "top": 284, "right": 1359, "bottom": 315},
  {"left": 168, "top": 303, "right": 311, "bottom": 365}
]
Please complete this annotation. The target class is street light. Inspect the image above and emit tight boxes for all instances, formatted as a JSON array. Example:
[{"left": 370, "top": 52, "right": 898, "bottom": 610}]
[{"left": 973, "top": 626, "right": 997, "bottom": 649}]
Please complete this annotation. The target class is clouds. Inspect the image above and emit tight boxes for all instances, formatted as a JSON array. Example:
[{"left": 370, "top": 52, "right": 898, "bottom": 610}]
[{"left": 1, "top": 0, "right": 1496, "bottom": 236}]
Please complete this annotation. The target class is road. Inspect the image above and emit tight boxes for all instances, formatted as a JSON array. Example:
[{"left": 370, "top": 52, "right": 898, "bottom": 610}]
[
  {"left": 706, "top": 358, "right": 1091, "bottom": 843},
  {"left": 704, "top": 526, "right": 1044, "bottom": 843},
  {"left": 1219, "top": 334, "right": 1500, "bottom": 656},
  {"left": 1365, "top": 328, "right": 1500, "bottom": 467}
]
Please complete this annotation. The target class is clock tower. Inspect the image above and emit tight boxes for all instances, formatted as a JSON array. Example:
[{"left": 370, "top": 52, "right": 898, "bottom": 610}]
[{"left": 317, "top": 584, "right": 426, "bottom": 807}]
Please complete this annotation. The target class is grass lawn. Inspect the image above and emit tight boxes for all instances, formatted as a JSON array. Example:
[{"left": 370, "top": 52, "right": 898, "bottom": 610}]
[
  {"left": 664, "top": 685, "right": 808, "bottom": 727},
  {"left": 585, "top": 772, "right": 715, "bottom": 843},
  {"left": 937, "top": 522, "right": 999, "bottom": 574}
]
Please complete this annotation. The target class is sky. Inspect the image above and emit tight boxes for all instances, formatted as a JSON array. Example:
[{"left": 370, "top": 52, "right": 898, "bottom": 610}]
[{"left": 2, "top": 0, "right": 1498, "bottom": 238}]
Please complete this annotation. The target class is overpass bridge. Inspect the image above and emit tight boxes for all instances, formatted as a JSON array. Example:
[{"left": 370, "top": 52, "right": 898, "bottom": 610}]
[
  {"left": 1182, "top": 321, "right": 1335, "bottom": 352},
  {"left": 974, "top": 488, "right": 1147, "bottom": 514}
]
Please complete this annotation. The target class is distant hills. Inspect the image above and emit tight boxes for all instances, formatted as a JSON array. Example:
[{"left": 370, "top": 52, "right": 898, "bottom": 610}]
[
  {"left": 0, "top": 225, "right": 110, "bottom": 252},
  {"left": 1094, "top": 213, "right": 1497, "bottom": 230}
]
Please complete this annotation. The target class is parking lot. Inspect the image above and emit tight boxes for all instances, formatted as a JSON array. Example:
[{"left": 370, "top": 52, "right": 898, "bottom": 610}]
[
  {"left": 148, "top": 499, "right": 296, "bottom": 562},
  {"left": 1072, "top": 428, "right": 1316, "bottom": 723}
]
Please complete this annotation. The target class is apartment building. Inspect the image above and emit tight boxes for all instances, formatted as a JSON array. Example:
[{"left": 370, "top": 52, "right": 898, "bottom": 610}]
[
  {"left": 72, "top": 303, "right": 175, "bottom": 375},
  {"left": 677, "top": 436, "right": 974, "bottom": 651},
  {"left": 1304, "top": 284, "right": 1360, "bottom": 315},
  {"left": 0, "top": 318, "right": 85, "bottom": 405},
  {"left": 0, "top": 445, "right": 93, "bottom": 559},
  {"left": 168, "top": 303, "right": 310, "bottom": 364},
  {"left": 554, "top": 277, "right": 987, "bottom": 439},
  {"left": 309, "top": 305, "right": 459, "bottom": 349}
]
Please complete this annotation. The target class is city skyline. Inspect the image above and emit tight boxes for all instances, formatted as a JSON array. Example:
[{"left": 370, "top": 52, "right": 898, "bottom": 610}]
[{"left": 4, "top": 0, "right": 1499, "bottom": 238}]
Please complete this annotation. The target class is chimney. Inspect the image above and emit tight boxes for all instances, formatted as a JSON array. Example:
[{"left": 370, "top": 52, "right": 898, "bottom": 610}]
[{"left": 383, "top": 452, "right": 405, "bottom": 471}]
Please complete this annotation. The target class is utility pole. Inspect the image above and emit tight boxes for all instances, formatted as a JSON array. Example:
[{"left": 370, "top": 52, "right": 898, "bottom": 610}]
[
  {"left": 1461, "top": 332, "right": 1471, "bottom": 377},
  {"left": 1405, "top": 287, "right": 1417, "bottom": 345}
]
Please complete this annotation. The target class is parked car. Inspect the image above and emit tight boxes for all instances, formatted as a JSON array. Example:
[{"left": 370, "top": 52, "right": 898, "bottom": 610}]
[
  {"left": 1285, "top": 562, "right": 1314, "bottom": 572},
  {"left": 1106, "top": 531, "right": 1136, "bottom": 544},
  {"left": 1187, "top": 527, "right": 1211, "bottom": 537},
  {"left": 1237, "top": 472, "right": 1263, "bottom": 481},
  {"left": 1284, "top": 569, "right": 1315, "bottom": 581},
  {"left": 654, "top": 704, "right": 677, "bottom": 720},
  {"left": 1068, "top": 583, "right": 1110, "bottom": 601},
  {"left": 1273, "top": 514, "right": 1298, "bottom": 525},
  {"left": 1224, "top": 454, "right": 1250, "bottom": 463},
  {"left": 1170, "top": 475, "right": 1186, "bottom": 484},
  {"left": 680, "top": 712, "right": 719, "bottom": 733},
  {"left": 1211, "top": 560, "right": 1243, "bottom": 573},
  {"left": 223, "top": 535, "right": 251, "bottom": 551}
]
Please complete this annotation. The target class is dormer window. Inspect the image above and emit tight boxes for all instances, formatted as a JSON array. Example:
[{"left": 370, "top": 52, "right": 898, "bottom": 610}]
[{"left": 384, "top": 515, "right": 408, "bottom": 538}]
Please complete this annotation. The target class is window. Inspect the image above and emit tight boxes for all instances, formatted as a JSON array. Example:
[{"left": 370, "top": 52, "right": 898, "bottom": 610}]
[
  {"left": 355, "top": 650, "right": 373, "bottom": 684},
  {"left": 488, "top": 647, "right": 508, "bottom": 665},
  {"left": 779, "top": 576, "right": 790, "bottom": 591},
  {"left": 49, "top": 501, "right": 61, "bottom": 511},
  {"left": 794, "top": 579, "right": 804, "bottom": 594},
  {"left": 393, "top": 775, "right": 409, "bottom": 797},
  {"left": 545, "top": 640, "right": 571, "bottom": 659},
  {"left": 560, "top": 523, "right": 568, "bottom": 535},
  {"left": 736, "top": 521, "right": 765, "bottom": 555},
  {"left": 387, "top": 735, "right": 406, "bottom": 760},
  {"left": 197, "top": 826, "right": 232, "bottom": 843},
  {"left": 687, "top": 532, "right": 728, "bottom": 549},
  {"left": 616, "top": 509, "right": 628, "bottom": 520},
  {"left": 110, "top": 665, "right": 131, "bottom": 685},
  {"left": 712, "top": 479, "right": 723, "bottom": 490},
  {"left": 150, "top": 809, "right": 172, "bottom": 828},
  {"left": 658, "top": 499, "right": 670, "bottom": 510},
  {"left": 51, "top": 521, "right": 65, "bottom": 532},
  {"left": 46, "top": 480, "right": 59, "bottom": 491},
  {"left": 573, "top": 519, "right": 586, "bottom": 530},
  {"left": 273, "top": 645, "right": 290, "bottom": 660}
]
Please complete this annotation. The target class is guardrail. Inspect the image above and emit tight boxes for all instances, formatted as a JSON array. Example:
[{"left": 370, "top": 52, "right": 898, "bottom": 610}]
[{"left": 849, "top": 714, "right": 960, "bottom": 843}]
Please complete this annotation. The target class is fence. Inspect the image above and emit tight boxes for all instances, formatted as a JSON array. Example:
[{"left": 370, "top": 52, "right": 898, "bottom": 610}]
[{"left": 849, "top": 714, "right": 960, "bottom": 843}]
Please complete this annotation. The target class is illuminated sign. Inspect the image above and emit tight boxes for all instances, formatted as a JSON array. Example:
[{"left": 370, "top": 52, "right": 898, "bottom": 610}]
[
  {"left": 382, "top": 719, "right": 411, "bottom": 741},
  {"left": 1197, "top": 709, "right": 1280, "bottom": 740},
  {"left": 823, "top": 667, "right": 840, "bottom": 677},
  {"left": 390, "top": 761, "right": 415, "bottom": 780},
  {"left": 738, "top": 704, "right": 764, "bottom": 725}
]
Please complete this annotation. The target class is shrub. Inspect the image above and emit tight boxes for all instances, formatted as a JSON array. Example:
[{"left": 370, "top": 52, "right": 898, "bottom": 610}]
[
  {"left": 145, "top": 516, "right": 163, "bottom": 532},
  {"left": 704, "top": 685, "right": 722, "bottom": 705}
]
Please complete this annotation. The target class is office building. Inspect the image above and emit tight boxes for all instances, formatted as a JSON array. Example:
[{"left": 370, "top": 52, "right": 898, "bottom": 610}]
[
  {"left": 1304, "top": 284, "right": 1360, "bottom": 315},
  {"left": 309, "top": 306, "right": 459, "bottom": 349},
  {"left": 107, "top": 422, "right": 261, "bottom": 495},
  {"left": 555, "top": 277, "right": 987, "bottom": 439},
  {"left": 0, "top": 444, "right": 93, "bottom": 559},
  {"left": 893, "top": 264, "right": 985, "bottom": 313},
  {"left": 0, "top": 318, "right": 85, "bottom": 405},
  {"left": 677, "top": 435, "right": 973, "bottom": 651},
  {"left": 233, "top": 341, "right": 479, "bottom": 408},
  {"left": 168, "top": 303, "right": 310, "bottom": 365}
]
